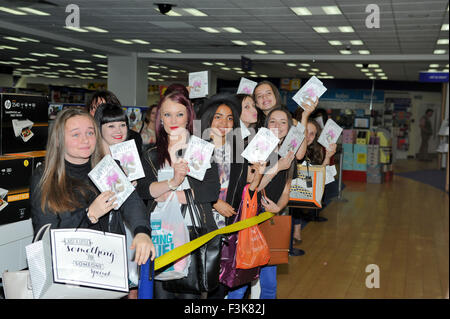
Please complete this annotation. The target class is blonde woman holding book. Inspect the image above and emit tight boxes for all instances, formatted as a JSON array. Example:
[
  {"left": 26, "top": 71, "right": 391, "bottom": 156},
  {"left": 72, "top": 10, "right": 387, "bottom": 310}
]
[{"left": 30, "top": 107, "right": 155, "bottom": 298}]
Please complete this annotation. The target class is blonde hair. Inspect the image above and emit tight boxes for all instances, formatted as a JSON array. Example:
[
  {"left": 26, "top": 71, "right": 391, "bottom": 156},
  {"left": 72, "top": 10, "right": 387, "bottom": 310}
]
[{"left": 39, "top": 107, "right": 105, "bottom": 213}]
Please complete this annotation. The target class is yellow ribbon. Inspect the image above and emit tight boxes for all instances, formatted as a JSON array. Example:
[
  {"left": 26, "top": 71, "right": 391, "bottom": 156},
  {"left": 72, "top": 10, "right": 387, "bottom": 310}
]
[{"left": 154, "top": 211, "right": 274, "bottom": 270}]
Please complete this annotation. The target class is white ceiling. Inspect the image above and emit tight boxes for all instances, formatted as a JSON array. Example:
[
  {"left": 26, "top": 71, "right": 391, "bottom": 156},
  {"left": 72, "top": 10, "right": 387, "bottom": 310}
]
[{"left": 0, "top": 0, "right": 448, "bottom": 83}]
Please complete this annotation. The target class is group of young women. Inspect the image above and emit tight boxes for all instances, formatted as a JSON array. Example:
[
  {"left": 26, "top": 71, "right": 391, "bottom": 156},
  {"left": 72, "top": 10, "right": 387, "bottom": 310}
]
[{"left": 30, "top": 80, "right": 336, "bottom": 299}]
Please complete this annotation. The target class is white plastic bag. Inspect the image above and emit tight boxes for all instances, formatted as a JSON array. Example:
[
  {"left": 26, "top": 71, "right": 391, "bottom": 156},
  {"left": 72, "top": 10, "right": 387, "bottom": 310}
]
[{"left": 150, "top": 192, "right": 191, "bottom": 280}]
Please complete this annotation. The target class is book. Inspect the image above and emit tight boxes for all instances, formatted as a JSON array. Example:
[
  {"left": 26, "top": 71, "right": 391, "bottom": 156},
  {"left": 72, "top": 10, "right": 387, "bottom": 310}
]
[
  {"left": 188, "top": 71, "right": 209, "bottom": 99},
  {"left": 236, "top": 77, "right": 258, "bottom": 95},
  {"left": 183, "top": 135, "right": 215, "bottom": 181},
  {"left": 241, "top": 127, "right": 279, "bottom": 162},
  {"left": 88, "top": 154, "right": 134, "bottom": 209},
  {"left": 292, "top": 76, "right": 327, "bottom": 109},
  {"left": 278, "top": 123, "right": 305, "bottom": 157},
  {"left": 317, "top": 118, "right": 343, "bottom": 150},
  {"left": 109, "top": 140, "right": 145, "bottom": 181}
]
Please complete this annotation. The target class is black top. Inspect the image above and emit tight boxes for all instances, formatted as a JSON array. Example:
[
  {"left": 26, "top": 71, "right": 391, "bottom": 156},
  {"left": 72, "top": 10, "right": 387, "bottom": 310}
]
[
  {"left": 128, "top": 129, "right": 143, "bottom": 156},
  {"left": 30, "top": 160, "right": 151, "bottom": 237},
  {"left": 137, "top": 147, "right": 220, "bottom": 232},
  {"left": 264, "top": 152, "right": 297, "bottom": 203}
]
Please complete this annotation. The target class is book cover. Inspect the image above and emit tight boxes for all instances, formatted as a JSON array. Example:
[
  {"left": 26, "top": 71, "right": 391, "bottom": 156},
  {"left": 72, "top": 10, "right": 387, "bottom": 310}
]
[
  {"left": 292, "top": 76, "right": 327, "bottom": 109},
  {"left": 109, "top": 139, "right": 145, "bottom": 181},
  {"left": 183, "top": 135, "right": 215, "bottom": 181},
  {"left": 241, "top": 127, "right": 279, "bottom": 162},
  {"left": 278, "top": 124, "right": 305, "bottom": 157},
  {"left": 317, "top": 118, "right": 343, "bottom": 149},
  {"left": 236, "top": 77, "right": 258, "bottom": 95},
  {"left": 88, "top": 154, "right": 134, "bottom": 209},
  {"left": 188, "top": 71, "right": 209, "bottom": 99}
]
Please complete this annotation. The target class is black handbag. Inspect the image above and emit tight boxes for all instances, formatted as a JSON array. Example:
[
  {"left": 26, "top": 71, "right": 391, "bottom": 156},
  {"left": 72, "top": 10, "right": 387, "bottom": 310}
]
[{"left": 163, "top": 189, "right": 222, "bottom": 294}]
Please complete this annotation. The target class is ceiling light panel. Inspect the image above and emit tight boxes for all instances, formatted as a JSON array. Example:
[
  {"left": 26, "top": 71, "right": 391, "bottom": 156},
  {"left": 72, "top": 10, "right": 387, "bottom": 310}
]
[{"left": 17, "top": 7, "right": 50, "bottom": 16}]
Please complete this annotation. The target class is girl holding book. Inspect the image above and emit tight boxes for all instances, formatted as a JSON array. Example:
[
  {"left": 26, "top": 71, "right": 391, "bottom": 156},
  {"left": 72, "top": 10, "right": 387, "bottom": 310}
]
[
  {"left": 137, "top": 91, "right": 220, "bottom": 299},
  {"left": 30, "top": 108, "right": 155, "bottom": 280},
  {"left": 93, "top": 102, "right": 150, "bottom": 298}
]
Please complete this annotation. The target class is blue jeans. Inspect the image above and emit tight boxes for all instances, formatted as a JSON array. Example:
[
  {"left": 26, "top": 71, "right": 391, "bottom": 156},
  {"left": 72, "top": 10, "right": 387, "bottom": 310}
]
[{"left": 227, "top": 266, "right": 277, "bottom": 299}]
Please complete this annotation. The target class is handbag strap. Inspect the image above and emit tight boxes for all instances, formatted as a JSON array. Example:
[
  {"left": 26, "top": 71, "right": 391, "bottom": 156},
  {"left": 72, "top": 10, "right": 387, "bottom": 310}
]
[
  {"left": 33, "top": 223, "right": 52, "bottom": 242},
  {"left": 183, "top": 189, "right": 203, "bottom": 235}
]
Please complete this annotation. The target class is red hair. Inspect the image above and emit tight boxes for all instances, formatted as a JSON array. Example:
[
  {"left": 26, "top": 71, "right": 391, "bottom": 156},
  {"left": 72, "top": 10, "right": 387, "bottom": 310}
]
[{"left": 155, "top": 92, "right": 195, "bottom": 169}]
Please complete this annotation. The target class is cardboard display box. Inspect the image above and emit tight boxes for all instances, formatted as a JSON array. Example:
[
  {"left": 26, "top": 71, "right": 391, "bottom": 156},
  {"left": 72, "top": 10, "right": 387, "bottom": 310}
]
[
  {"left": 0, "top": 188, "right": 30, "bottom": 226},
  {"left": 1, "top": 93, "right": 49, "bottom": 155},
  {"left": 353, "top": 144, "right": 368, "bottom": 171}
]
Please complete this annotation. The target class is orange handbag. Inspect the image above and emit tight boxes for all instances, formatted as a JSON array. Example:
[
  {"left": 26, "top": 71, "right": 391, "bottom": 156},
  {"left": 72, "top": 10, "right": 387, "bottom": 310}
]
[{"left": 258, "top": 215, "right": 292, "bottom": 265}]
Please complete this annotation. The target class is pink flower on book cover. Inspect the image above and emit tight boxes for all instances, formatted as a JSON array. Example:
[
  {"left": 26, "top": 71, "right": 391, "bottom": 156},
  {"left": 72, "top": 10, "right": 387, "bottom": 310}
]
[
  {"left": 243, "top": 86, "right": 252, "bottom": 94},
  {"left": 326, "top": 129, "right": 336, "bottom": 143},
  {"left": 190, "top": 149, "right": 205, "bottom": 170},
  {"left": 305, "top": 87, "right": 317, "bottom": 98},
  {"left": 106, "top": 171, "right": 124, "bottom": 193},
  {"left": 193, "top": 80, "right": 202, "bottom": 89},
  {"left": 255, "top": 140, "right": 269, "bottom": 154},
  {"left": 120, "top": 153, "right": 136, "bottom": 176},
  {"left": 288, "top": 139, "right": 298, "bottom": 152}
]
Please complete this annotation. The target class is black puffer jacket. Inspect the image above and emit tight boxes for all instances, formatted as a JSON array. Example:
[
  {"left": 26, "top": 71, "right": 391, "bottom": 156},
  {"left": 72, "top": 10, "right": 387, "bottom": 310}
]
[{"left": 30, "top": 160, "right": 151, "bottom": 237}]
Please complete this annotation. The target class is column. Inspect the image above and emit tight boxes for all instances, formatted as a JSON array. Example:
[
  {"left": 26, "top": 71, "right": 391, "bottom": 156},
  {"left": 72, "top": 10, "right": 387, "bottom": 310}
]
[{"left": 107, "top": 54, "right": 148, "bottom": 106}]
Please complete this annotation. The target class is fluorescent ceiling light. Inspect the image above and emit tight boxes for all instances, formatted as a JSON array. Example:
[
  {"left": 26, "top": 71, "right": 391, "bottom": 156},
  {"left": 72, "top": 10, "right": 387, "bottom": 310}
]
[
  {"left": 308, "top": 72, "right": 316, "bottom": 75},
  {"left": 350, "top": 40, "right": 364, "bottom": 45},
  {"left": 215, "top": 62, "right": 226, "bottom": 66},
  {"left": 151, "top": 49, "right": 166, "bottom": 53},
  {"left": 64, "top": 26, "right": 89, "bottom": 32},
  {"left": 84, "top": 26, "right": 109, "bottom": 33},
  {"left": 340, "top": 50, "right": 352, "bottom": 54},
  {"left": 339, "top": 26, "right": 355, "bottom": 33},
  {"left": 132, "top": 39, "right": 150, "bottom": 44},
  {"left": 54, "top": 46, "right": 72, "bottom": 51},
  {"left": 114, "top": 39, "right": 133, "bottom": 44},
  {"left": 359, "top": 50, "right": 370, "bottom": 54},
  {"left": 298, "top": 68, "right": 307, "bottom": 71},
  {"left": 73, "top": 59, "right": 91, "bottom": 63},
  {"left": 322, "top": 6, "right": 342, "bottom": 15},
  {"left": 3, "top": 36, "right": 27, "bottom": 42},
  {"left": 166, "top": 49, "right": 181, "bottom": 53},
  {"left": 92, "top": 54, "right": 107, "bottom": 58},
  {"left": 272, "top": 50, "right": 285, "bottom": 54},
  {"left": 429, "top": 64, "right": 439, "bottom": 68},
  {"left": 21, "top": 37, "right": 39, "bottom": 43},
  {"left": 355, "top": 64, "right": 363, "bottom": 67},
  {"left": 427, "top": 69, "right": 438, "bottom": 72},
  {"left": 378, "top": 73, "right": 385, "bottom": 76},
  {"left": 374, "top": 69, "right": 383, "bottom": 72},
  {"left": 148, "top": 72, "right": 160, "bottom": 75},
  {"left": 260, "top": 74, "right": 268, "bottom": 78},
  {"left": 221, "top": 67, "right": 231, "bottom": 70},
  {"left": 236, "top": 71, "right": 245, "bottom": 74},
  {"left": 70, "top": 47, "right": 84, "bottom": 52},
  {"left": 381, "top": 77, "right": 388, "bottom": 80},
  {"left": 366, "top": 73, "right": 373, "bottom": 76},
  {"left": 313, "top": 27, "right": 330, "bottom": 33},
  {"left": 368, "top": 64, "right": 379, "bottom": 68},
  {"left": 17, "top": 7, "right": 50, "bottom": 15},
  {"left": 286, "top": 63, "right": 297, "bottom": 67},
  {"left": 232, "top": 40, "right": 247, "bottom": 46},
  {"left": 329, "top": 40, "right": 343, "bottom": 45},
  {"left": 202, "top": 62, "right": 213, "bottom": 66},
  {"left": 200, "top": 27, "right": 220, "bottom": 33},
  {"left": 223, "top": 27, "right": 242, "bottom": 33},
  {"left": 0, "top": 45, "right": 18, "bottom": 50},
  {"left": 290, "top": 7, "right": 312, "bottom": 16},
  {"left": 369, "top": 76, "right": 376, "bottom": 79},
  {"left": 0, "top": 7, "right": 27, "bottom": 15},
  {"left": 441, "top": 24, "right": 449, "bottom": 31},
  {"left": 361, "top": 69, "right": 369, "bottom": 72},
  {"left": 98, "top": 64, "right": 107, "bottom": 67},
  {"left": 254, "top": 50, "right": 268, "bottom": 54},
  {"left": 251, "top": 40, "right": 266, "bottom": 46},
  {"left": 248, "top": 71, "right": 256, "bottom": 74},
  {"left": 437, "top": 39, "right": 449, "bottom": 45},
  {"left": 183, "top": 8, "right": 208, "bottom": 16},
  {"left": 311, "top": 68, "right": 319, "bottom": 72},
  {"left": 434, "top": 49, "right": 446, "bottom": 54},
  {"left": 301, "top": 63, "right": 310, "bottom": 67},
  {"left": 249, "top": 74, "right": 258, "bottom": 78},
  {"left": 233, "top": 67, "right": 242, "bottom": 70},
  {"left": 169, "top": 69, "right": 179, "bottom": 73}
]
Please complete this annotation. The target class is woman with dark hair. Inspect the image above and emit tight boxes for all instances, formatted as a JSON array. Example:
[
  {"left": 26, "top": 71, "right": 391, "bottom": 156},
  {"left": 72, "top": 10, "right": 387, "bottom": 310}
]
[
  {"left": 236, "top": 94, "right": 263, "bottom": 140},
  {"left": 136, "top": 92, "right": 220, "bottom": 299},
  {"left": 30, "top": 107, "right": 155, "bottom": 297},
  {"left": 87, "top": 89, "right": 143, "bottom": 156},
  {"left": 93, "top": 102, "right": 154, "bottom": 298},
  {"left": 253, "top": 81, "right": 283, "bottom": 118},
  {"left": 164, "top": 83, "right": 190, "bottom": 98}
]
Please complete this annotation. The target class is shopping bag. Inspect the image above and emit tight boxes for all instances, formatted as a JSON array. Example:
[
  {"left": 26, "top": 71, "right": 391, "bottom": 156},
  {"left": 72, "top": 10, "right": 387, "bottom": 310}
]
[
  {"left": 151, "top": 192, "right": 191, "bottom": 280},
  {"left": 289, "top": 163, "right": 326, "bottom": 208},
  {"left": 163, "top": 189, "right": 222, "bottom": 294},
  {"left": 2, "top": 270, "right": 34, "bottom": 299},
  {"left": 26, "top": 224, "right": 129, "bottom": 299},
  {"left": 235, "top": 186, "right": 270, "bottom": 269},
  {"left": 219, "top": 185, "right": 261, "bottom": 288},
  {"left": 138, "top": 259, "right": 154, "bottom": 299}
]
